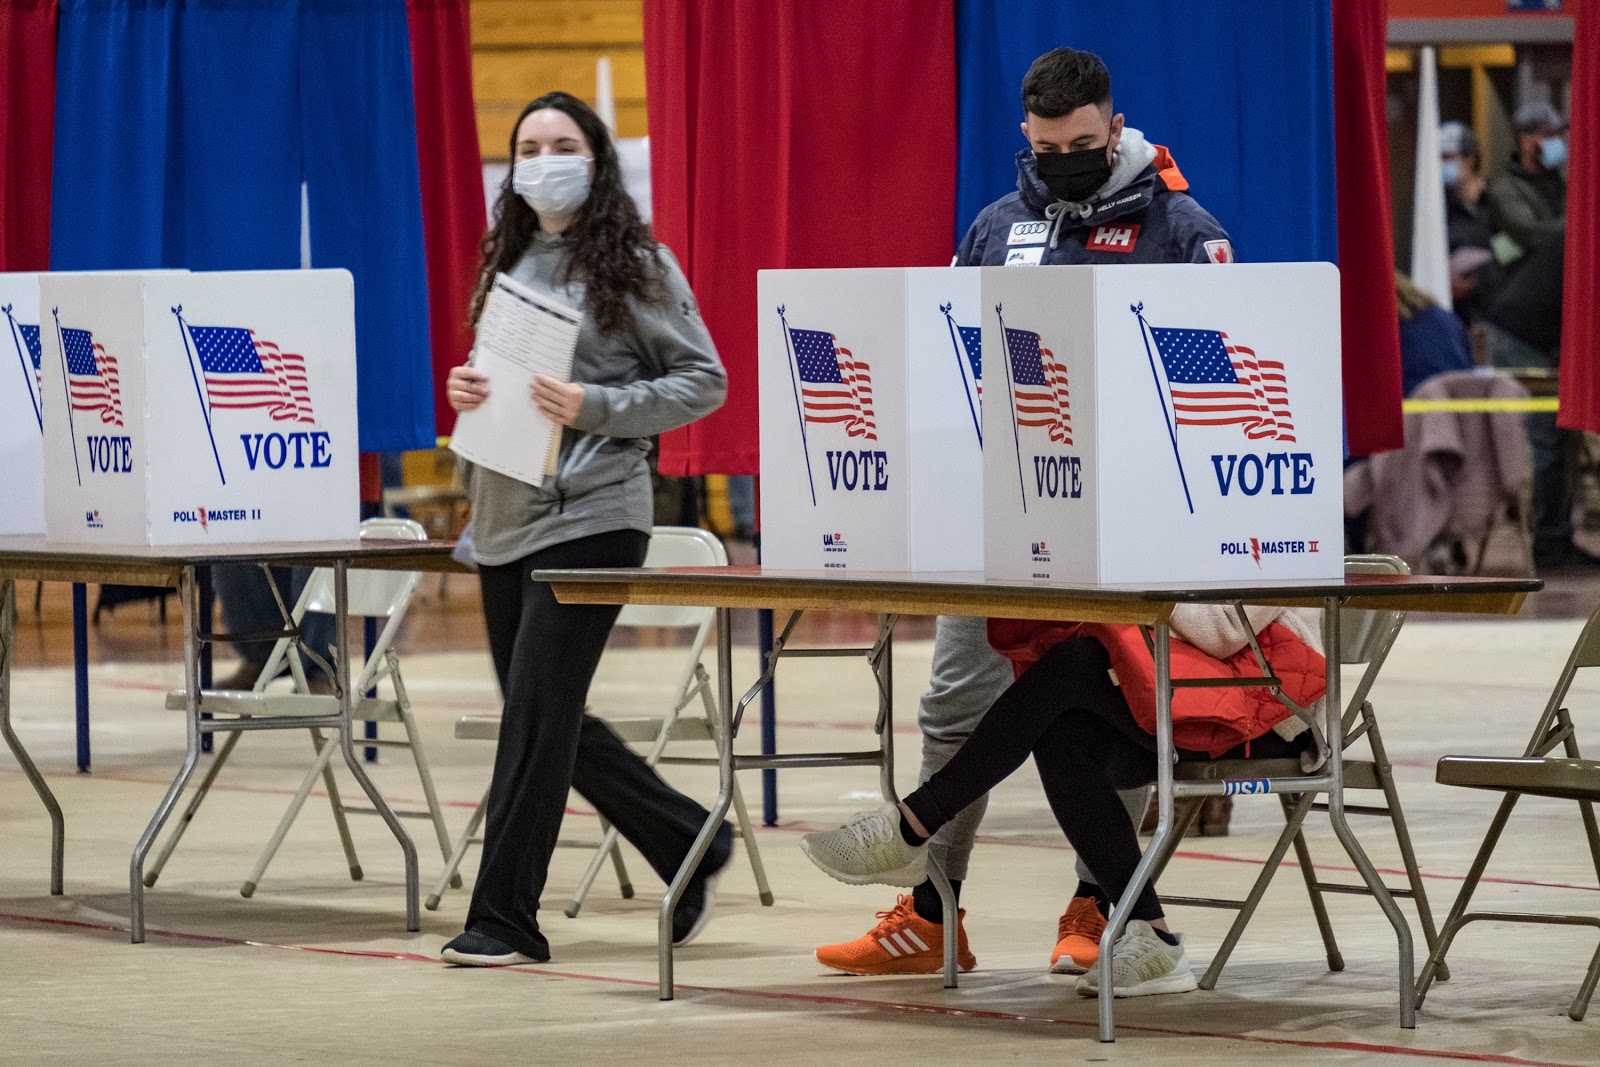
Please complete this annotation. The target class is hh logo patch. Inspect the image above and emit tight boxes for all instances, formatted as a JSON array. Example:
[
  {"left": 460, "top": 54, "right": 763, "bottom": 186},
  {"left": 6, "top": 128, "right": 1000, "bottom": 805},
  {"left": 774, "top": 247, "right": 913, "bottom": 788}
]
[
  {"left": 1205, "top": 238, "right": 1235, "bottom": 264},
  {"left": 1086, "top": 224, "right": 1140, "bottom": 253},
  {"left": 1007, "top": 220, "right": 1050, "bottom": 246}
]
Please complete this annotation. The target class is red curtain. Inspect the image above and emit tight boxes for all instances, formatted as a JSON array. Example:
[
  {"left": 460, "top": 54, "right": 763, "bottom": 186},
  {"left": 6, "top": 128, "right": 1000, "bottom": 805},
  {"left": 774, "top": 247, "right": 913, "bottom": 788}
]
[
  {"left": 644, "top": 0, "right": 958, "bottom": 475},
  {"left": 1332, "top": 0, "right": 1404, "bottom": 456},
  {"left": 1559, "top": 0, "right": 1598, "bottom": 432},
  {"left": 407, "top": 0, "right": 486, "bottom": 440},
  {"left": 1, "top": 0, "right": 57, "bottom": 272}
]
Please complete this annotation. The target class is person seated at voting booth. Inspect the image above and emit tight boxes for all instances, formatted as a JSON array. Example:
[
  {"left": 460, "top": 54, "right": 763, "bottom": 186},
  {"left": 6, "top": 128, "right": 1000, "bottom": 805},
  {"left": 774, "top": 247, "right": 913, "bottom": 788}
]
[
  {"left": 813, "top": 46, "right": 1235, "bottom": 980},
  {"left": 439, "top": 91, "right": 731, "bottom": 968},
  {"left": 802, "top": 605, "right": 1326, "bottom": 999}
]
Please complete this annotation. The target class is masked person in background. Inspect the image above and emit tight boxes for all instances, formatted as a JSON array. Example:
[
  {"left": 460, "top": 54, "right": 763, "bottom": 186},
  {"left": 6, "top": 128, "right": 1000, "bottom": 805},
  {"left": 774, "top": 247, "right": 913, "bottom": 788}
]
[
  {"left": 440, "top": 91, "right": 732, "bottom": 967},
  {"left": 1439, "top": 121, "right": 1503, "bottom": 331},
  {"left": 1483, "top": 101, "right": 1579, "bottom": 570},
  {"left": 811, "top": 47, "right": 1236, "bottom": 982}
]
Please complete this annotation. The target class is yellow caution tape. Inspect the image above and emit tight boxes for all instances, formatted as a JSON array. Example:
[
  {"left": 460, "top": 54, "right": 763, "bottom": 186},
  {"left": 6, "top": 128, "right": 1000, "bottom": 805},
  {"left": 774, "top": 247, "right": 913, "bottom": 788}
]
[{"left": 1401, "top": 398, "right": 1559, "bottom": 413}]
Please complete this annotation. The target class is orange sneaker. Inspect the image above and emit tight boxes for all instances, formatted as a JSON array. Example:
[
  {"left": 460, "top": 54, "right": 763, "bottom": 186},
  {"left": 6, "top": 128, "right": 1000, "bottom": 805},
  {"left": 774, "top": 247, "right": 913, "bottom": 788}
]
[
  {"left": 1049, "top": 895, "right": 1107, "bottom": 975},
  {"left": 815, "top": 895, "right": 976, "bottom": 975}
]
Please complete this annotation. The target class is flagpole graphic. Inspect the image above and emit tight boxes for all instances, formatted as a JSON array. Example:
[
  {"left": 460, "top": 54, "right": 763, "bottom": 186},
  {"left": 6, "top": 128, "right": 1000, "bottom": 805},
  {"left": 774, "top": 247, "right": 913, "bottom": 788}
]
[
  {"left": 776, "top": 305, "right": 818, "bottom": 507},
  {"left": 1132, "top": 302, "right": 1194, "bottom": 514},
  {"left": 172, "top": 306, "right": 228, "bottom": 485},
  {"left": 51, "top": 309, "right": 84, "bottom": 487},
  {"left": 994, "top": 304, "right": 1029, "bottom": 514},
  {"left": 4, "top": 304, "right": 42, "bottom": 432},
  {"left": 941, "top": 302, "right": 981, "bottom": 446}
]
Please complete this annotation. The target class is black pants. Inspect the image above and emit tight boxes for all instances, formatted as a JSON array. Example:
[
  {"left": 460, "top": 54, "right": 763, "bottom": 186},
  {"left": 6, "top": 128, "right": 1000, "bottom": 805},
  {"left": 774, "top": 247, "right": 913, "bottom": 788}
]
[
  {"left": 466, "top": 529, "right": 726, "bottom": 960},
  {"left": 903, "top": 637, "right": 1302, "bottom": 923}
]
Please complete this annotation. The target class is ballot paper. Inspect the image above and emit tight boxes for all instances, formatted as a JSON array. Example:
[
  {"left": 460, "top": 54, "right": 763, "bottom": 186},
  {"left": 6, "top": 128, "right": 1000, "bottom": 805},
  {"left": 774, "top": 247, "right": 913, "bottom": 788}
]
[{"left": 449, "top": 272, "right": 583, "bottom": 486}]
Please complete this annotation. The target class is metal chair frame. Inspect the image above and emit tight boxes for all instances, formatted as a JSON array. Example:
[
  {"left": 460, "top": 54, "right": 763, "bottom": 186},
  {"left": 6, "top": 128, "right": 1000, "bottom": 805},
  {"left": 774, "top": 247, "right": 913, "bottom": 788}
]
[
  {"left": 1143, "top": 555, "right": 1448, "bottom": 989},
  {"left": 143, "top": 518, "right": 458, "bottom": 896},
  {"left": 1416, "top": 604, "right": 1600, "bottom": 1022},
  {"left": 426, "top": 526, "right": 774, "bottom": 916}
]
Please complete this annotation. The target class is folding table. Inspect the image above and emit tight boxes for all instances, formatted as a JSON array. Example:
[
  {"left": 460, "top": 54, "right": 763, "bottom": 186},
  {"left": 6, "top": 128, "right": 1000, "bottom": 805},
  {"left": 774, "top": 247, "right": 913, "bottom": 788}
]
[
  {"left": 539, "top": 566, "right": 1539, "bottom": 1042},
  {"left": 0, "top": 536, "right": 463, "bottom": 942}
]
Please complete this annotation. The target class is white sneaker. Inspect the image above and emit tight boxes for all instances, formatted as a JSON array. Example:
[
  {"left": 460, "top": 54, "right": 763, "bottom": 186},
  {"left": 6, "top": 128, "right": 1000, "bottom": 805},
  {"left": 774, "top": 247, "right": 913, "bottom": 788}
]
[
  {"left": 800, "top": 803, "right": 929, "bottom": 887},
  {"left": 1074, "top": 920, "right": 1198, "bottom": 998}
]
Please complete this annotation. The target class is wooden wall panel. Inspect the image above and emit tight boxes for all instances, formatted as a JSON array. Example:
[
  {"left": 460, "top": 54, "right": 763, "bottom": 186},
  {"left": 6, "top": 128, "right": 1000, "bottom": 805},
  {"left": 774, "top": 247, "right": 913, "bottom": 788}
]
[{"left": 471, "top": 0, "right": 647, "bottom": 156}]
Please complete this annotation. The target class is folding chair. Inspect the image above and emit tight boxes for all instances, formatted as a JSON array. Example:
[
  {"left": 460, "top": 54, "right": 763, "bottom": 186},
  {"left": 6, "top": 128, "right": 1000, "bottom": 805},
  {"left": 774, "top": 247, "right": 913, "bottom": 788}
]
[
  {"left": 144, "top": 518, "right": 458, "bottom": 896},
  {"left": 426, "top": 525, "right": 773, "bottom": 916},
  {"left": 1416, "top": 604, "right": 1600, "bottom": 1021},
  {"left": 1148, "top": 555, "right": 1448, "bottom": 989}
]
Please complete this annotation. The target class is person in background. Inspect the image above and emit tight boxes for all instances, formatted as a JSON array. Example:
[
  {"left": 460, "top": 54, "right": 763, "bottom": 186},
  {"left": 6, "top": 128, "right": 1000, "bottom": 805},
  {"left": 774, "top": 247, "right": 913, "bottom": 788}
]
[
  {"left": 1397, "top": 271, "right": 1473, "bottom": 397},
  {"left": 1487, "top": 102, "right": 1567, "bottom": 262},
  {"left": 1483, "top": 100, "right": 1576, "bottom": 570},
  {"left": 440, "top": 91, "right": 731, "bottom": 967},
  {"left": 210, "top": 565, "right": 331, "bottom": 693},
  {"left": 812, "top": 46, "right": 1235, "bottom": 983},
  {"left": 1439, "top": 121, "right": 1503, "bottom": 330}
]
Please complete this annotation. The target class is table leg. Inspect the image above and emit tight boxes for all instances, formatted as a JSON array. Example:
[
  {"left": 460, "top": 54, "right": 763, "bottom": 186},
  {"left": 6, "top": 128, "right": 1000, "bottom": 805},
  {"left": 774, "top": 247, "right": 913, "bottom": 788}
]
[
  {"left": 1097, "top": 621, "right": 1180, "bottom": 1042},
  {"left": 1, "top": 578, "right": 65, "bottom": 895},
  {"left": 329, "top": 559, "right": 418, "bottom": 932},
  {"left": 129, "top": 567, "right": 203, "bottom": 943},
  {"left": 1320, "top": 596, "right": 1416, "bottom": 1028},
  {"left": 759, "top": 607, "right": 777, "bottom": 827},
  {"left": 660, "top": 605, "right": 738, "bottom": 1000},
  {"left": 73, "top": 583, "right": 89, "bottom": 772}
]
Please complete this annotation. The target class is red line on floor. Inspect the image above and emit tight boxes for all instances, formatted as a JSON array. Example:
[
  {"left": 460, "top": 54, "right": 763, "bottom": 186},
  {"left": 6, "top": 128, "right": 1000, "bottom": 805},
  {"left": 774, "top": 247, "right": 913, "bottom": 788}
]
[{"left": 0, "top": 909, "right": 1581, "bottom": 1066}]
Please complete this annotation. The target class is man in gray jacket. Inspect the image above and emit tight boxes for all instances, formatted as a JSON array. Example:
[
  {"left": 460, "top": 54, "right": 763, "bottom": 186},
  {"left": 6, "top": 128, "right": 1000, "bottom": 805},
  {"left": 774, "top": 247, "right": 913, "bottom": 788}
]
[{"left": 814, "top": 46, "right": 1234, "bottom": 979}]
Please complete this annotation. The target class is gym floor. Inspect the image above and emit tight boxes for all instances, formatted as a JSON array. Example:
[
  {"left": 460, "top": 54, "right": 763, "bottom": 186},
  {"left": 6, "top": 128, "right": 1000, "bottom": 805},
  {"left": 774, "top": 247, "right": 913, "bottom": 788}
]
[{"left": 3, "top": 570, "right": 1600, "bottom": 1065}]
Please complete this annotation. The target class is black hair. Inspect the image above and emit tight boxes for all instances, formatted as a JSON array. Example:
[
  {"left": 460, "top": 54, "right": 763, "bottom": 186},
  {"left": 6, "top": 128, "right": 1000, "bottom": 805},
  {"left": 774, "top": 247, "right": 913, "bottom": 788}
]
[
  {"left": 1021, "top": 48, "right": 1113, "bottom": 119},
  {"left": 470, "top": 91, "right": 663, "bottom": 335}
]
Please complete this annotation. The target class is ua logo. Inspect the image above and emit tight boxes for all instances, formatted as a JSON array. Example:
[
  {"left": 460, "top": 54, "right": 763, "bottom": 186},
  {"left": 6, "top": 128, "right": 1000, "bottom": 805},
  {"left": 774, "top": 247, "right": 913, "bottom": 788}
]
[{"left": 1087, "top": 224, "right": 1140, "bottom": 252}]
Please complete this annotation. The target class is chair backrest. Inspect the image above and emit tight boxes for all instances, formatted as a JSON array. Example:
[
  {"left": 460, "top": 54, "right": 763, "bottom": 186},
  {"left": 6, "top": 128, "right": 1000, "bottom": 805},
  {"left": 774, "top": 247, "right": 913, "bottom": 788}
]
[
  {"left": 299, "top": 517, "right": 428, "bottom": 619},
  {"left": 615, "top": 526, "right": 727, "bottom": 630},
  {"left": 1340, "top": 554, "right": 1409, "bottom": 666}
]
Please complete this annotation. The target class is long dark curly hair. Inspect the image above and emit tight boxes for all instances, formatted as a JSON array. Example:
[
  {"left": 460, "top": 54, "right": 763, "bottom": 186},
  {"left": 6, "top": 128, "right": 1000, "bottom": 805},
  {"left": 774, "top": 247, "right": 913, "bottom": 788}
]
[{"left": 469, "top": 92, "right": 663, "bottom": 335}]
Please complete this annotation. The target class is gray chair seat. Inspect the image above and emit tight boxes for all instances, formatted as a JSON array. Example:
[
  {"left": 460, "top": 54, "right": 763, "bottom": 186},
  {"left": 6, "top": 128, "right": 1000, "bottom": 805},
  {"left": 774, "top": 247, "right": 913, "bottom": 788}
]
[
  {"left": 1177, "top": 758, "right": 1384, "bottom": 791},
  {"left": 167, "top": 688, "right": 399, "bottom": 722},
  {"left": 1436, "top": 755, "right": 1600, "bottom": 803}
]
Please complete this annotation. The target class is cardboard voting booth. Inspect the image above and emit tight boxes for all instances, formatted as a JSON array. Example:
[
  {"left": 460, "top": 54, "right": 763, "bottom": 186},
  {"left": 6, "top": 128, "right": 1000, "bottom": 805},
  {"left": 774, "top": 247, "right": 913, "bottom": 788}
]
[
  {"left": 758, "top": 267, "right": 984, "bottom": 571},
  {"left": 0, "top": 273, "right": 46, "bottom": 535},
  {"left": 982, "top": 263, "right": 1343, "bottom": 584},
  {"left": 38, "top": 270, "right": 360, "bottom": 545}
]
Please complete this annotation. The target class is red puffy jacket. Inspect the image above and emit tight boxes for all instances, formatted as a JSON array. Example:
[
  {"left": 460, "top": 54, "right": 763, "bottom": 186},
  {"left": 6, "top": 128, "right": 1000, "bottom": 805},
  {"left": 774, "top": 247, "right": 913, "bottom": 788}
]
[{"left": 986, "top": 617, "right": 1327, "bottom": 758}]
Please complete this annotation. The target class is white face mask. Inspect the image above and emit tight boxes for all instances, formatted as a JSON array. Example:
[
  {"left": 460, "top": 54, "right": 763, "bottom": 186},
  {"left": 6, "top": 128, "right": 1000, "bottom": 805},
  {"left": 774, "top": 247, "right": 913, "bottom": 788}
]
[{"left": 513, "top": 154, "right": 592, "bottom": 216}]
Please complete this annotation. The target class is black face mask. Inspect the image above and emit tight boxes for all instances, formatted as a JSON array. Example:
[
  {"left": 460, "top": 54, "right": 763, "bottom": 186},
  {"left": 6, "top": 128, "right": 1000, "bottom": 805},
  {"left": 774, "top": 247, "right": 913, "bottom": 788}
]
[{"left": 1035, "top": 144, "right": 1113, "bottom": 203}]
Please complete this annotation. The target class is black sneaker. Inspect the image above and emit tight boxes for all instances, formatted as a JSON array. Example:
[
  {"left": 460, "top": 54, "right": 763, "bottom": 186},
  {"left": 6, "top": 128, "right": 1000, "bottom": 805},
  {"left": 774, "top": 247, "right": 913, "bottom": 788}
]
[
  {"left": 440, "top": 929, "right": 538, "bottom": 967},
  {"left": 672, "top": 824, "right": 735, "bottom": 946}
]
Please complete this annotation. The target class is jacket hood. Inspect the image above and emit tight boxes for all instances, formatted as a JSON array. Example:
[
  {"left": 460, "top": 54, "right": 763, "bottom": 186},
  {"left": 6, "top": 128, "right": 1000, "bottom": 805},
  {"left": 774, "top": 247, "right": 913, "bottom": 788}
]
[{"left": 1015, "top": 128, "right": 1191, "bottom": 248}]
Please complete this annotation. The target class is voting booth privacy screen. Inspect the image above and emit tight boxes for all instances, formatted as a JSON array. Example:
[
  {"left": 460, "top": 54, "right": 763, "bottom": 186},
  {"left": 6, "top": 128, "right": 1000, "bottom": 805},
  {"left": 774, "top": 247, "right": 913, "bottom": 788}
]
[
  {"left": 1, "top": 273, "right": 46, "bottom": 535},
  {"left": 758, "top": 268, "right": 984, "bottom": 571},
  {"left": 38, "top": 270, "right": 360, "bottom": 546},
  {"left": 982, "top": 263, "right": 1343, "bottom": 584}
]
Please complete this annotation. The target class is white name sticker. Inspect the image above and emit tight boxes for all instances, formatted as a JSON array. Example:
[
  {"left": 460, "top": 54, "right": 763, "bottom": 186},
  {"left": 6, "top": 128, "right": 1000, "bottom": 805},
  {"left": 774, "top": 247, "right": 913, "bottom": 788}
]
[
  {"left": 1004, "top": 247, "right": 1044, "bottom": 267},
  {"left": 1007, "top": 220, "right": 1050, "bottom": 245}
]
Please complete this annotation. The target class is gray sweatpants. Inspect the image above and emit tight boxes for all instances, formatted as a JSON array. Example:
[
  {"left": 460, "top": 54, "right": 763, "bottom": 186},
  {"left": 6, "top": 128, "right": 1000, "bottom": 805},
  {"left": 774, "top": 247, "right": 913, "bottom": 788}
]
[{"left": 916, "top": 615, "right": 1147, "bottom": 882}]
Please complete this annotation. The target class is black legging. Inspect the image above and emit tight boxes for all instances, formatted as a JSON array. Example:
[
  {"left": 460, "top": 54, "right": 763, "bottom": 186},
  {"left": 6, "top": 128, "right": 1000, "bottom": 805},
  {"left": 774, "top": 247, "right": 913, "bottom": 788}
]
[
  {"left": 466, "top": 528, "right": 726, "bottom": 960},
  {"left": 902, "top": 637, "right": 1303, "bottom": 923}
]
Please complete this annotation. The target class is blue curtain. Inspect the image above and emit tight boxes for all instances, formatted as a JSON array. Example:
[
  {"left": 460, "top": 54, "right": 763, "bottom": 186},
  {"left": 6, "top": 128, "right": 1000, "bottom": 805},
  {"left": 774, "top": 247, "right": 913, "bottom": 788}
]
[
  {"left": 51, "top": 0, "right": 434, "bottom": 451},
  {"left": 954, "top": 0, "right": 1337, "bottom": 265}
]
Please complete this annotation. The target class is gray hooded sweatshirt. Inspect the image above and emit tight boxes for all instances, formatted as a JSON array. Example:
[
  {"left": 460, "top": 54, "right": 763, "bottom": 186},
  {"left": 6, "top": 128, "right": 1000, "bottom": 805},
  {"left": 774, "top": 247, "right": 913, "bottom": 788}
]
[{"left": 465, "top": 232, "right": 727, "bottom": 566}]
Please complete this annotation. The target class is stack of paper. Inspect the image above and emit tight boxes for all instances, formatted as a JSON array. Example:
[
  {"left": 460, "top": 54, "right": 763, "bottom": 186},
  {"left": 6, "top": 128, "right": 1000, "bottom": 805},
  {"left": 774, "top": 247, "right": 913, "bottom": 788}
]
[{"left": 449, "top": 273, "right": 583, "bottom": 486}]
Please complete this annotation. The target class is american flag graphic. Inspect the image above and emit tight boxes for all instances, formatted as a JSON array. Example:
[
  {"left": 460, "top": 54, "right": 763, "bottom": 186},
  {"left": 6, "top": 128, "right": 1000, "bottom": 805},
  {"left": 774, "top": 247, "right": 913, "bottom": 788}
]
[
  {"left": 1149, "top": 326, "right": 1295, "bottom": 443},
  {"left": 16, "top": 323, "right": 42, "bottom": 395},
  {"left": 1004, "top": 326, "right": 1071, "bottom": 445},
  {"left": 62, "top": 327, "right": 124, "bottom": 427},
  {"left": 954, "top": 322, "right": 982, "bottom": 401},
  {"left": 189, "top": 325, "right": 315, "bottom": 422},
  {"left": 789, "top": 325, "right": 876, "bottom": 440}
]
